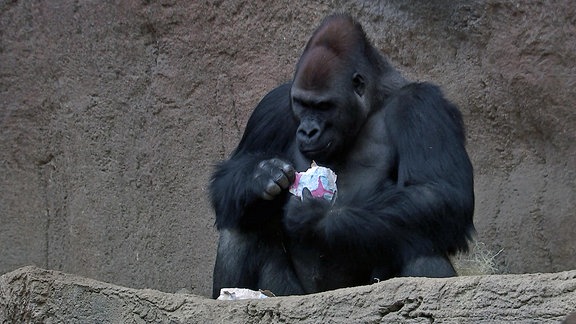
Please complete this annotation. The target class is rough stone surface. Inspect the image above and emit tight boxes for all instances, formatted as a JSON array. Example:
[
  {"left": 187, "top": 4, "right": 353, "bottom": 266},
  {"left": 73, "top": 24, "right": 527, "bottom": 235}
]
[
  {"left": 0, "top": 0, "right": 575, "bottom": 298},
  {"left": 1, "top": 266, "right": 575, "bottom": 323}
]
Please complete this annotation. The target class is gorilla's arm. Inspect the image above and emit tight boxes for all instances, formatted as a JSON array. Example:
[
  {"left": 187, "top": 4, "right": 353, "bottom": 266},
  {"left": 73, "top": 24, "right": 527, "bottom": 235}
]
[
  {"left": 210, "top": 83, "right": 298, "bottom": 230},
  {"left": 285, "top": 83, "right": 474, "bottom": 257}
]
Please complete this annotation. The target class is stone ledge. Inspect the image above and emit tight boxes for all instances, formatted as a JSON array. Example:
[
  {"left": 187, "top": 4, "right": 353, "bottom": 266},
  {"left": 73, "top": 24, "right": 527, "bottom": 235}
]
[{"left": 1, "top": 266, "right": 575, "bottom": 323}]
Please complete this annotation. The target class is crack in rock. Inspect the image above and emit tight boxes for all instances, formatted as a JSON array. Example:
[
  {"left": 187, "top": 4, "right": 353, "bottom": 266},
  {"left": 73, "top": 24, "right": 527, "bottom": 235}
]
[{"left": 379, "top": 297, "right": 435, "bottom": 322}]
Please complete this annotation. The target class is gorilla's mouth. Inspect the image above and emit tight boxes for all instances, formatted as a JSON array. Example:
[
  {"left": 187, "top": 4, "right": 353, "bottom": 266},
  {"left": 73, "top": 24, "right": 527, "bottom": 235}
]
[{"left": 300, "top": 141, "right": 332, "bottom": 157}]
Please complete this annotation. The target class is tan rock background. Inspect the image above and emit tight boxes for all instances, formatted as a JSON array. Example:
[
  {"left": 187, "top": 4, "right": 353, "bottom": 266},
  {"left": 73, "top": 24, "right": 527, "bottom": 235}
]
[{"left": 1, "top": 1, "right": 574, "bottom": 298}]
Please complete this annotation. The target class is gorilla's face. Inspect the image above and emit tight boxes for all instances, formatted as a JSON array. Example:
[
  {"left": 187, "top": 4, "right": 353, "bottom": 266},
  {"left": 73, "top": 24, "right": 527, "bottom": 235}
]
[
  {"left": 291, "top": 69, "right": 368, "bottom": 164},
  {"left": 292, "top": 88, "right": 366, "bottom": 164}
]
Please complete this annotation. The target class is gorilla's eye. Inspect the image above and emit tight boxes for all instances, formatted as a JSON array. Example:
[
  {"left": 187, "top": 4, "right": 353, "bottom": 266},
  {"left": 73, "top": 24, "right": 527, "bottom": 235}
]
[
  {"left": 313, "top": 101, "right": 332, "bottom": 111},
  {"left": 294, "top": 97, "right": 332, "bottom": 111}
]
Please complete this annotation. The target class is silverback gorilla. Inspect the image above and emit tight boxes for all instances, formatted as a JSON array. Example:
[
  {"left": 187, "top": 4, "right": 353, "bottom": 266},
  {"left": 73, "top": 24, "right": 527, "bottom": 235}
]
[{"left": 210, "top": 14, "right": 474, "bottom": 298}]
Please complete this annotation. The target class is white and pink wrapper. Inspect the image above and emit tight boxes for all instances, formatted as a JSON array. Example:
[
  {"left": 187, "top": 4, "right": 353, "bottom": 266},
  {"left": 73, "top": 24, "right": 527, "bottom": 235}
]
[{"left": 289, "top": 163, "right": 337, "bottom": 201}]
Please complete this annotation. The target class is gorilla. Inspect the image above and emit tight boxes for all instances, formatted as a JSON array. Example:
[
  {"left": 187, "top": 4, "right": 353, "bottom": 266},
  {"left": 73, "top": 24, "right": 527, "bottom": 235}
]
[{"left": 210, "top": 13, "right": 474, "bottom": 298}]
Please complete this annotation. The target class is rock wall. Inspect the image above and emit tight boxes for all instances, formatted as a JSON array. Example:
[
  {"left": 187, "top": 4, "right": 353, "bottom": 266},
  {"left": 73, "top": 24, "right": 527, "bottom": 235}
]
[
  {"left": 1, "top": 266, "right": 575, "bottom": 323},
  {"left": 1, "top": 1, "right": 574, "bottom": 297}
]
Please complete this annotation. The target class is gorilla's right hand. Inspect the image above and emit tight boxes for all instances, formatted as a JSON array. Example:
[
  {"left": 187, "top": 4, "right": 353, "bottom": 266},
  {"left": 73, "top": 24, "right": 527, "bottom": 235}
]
[{"left": 252, "top": 158, "right": 296, "bottom": 200}]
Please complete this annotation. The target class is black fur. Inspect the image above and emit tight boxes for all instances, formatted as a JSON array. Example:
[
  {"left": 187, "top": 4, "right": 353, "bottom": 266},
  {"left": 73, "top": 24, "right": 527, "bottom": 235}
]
[{"left": 210, "top": 14, "right": 474, "bottom": 298}]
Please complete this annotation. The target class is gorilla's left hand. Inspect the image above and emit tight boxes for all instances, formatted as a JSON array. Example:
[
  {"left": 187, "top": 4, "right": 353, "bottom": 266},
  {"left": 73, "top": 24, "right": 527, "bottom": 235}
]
[{"left": 284, "top": 188, "right": 331, "bottom": 237}]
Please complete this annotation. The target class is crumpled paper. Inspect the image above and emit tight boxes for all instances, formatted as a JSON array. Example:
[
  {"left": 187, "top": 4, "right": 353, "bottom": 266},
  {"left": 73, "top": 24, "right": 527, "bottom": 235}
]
[
  {"left": 289, "top": 162, "right": 337, "bottom": 201},
  {"left": 217, "top": 288, "right": 272, "bottom": 300}
]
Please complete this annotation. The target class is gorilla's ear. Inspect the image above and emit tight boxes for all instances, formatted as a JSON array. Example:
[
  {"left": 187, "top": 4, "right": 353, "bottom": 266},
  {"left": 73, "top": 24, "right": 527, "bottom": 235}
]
[{"left": 352, "top": 73, "right": 365, "bottom": 97}]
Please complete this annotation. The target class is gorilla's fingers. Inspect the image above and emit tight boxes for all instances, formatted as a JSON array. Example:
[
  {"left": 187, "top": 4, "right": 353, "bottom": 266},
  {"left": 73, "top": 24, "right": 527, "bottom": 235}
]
[
  {"left": 274, "top": 173, "right": 290, "bottom": 189},
  {"left": 264, "top": 181, "right": 282, "bottom": 199},
  {"left": 302, "top": 187, "right": 313, "bottom": 201},
  {"left": 282, "top": 163, "right": 296, "bottom": 183}
]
